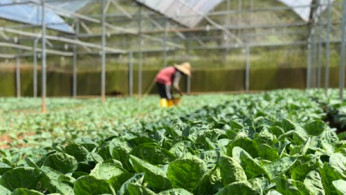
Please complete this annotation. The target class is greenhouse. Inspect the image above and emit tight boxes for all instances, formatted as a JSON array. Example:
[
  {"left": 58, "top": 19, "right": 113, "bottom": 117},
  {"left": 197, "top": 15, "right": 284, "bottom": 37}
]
[{"left": 0, "top": 0, "right": 345, "bottom": 194}]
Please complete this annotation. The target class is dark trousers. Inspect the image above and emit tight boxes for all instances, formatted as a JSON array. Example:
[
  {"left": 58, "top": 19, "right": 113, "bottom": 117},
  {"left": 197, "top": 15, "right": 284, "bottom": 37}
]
[{"left": 156, "top": 83, "right": 173, "bottom": 100}]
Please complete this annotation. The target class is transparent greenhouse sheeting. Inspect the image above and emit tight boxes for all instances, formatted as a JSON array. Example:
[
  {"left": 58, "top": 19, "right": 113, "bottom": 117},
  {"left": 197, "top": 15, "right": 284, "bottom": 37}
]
[
  {"left": 137, "top": 0, "right": 335, "bottom": 27},
  {"left": 48, "top": 0, "right": 93, "bottom": 15},
  {"left": 135, "top": 0, "right": 223, "bottom": 27},
  {"left": 278, "top": 0, "right": 335, "bottom": 21},
  {"left": 0, "top": 0, "right": 74, "bottom": 33}
]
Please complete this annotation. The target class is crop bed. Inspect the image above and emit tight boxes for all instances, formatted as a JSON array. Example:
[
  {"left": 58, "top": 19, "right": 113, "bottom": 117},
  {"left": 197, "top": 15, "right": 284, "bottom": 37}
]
[{"left": 0, "top": 90, "right": 345, "bottom": 195}]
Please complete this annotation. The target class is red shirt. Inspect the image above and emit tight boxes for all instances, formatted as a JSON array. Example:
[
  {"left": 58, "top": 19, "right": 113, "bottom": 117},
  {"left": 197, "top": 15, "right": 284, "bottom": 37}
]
[{"left": 155, "top": 66, "right": 176, "bottom": 85}]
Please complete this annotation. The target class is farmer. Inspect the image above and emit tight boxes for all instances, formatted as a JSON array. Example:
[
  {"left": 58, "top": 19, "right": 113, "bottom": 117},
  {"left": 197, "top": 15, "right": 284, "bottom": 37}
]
[{"left": 155, "top": 62, "right": 191, "bottom": 108}]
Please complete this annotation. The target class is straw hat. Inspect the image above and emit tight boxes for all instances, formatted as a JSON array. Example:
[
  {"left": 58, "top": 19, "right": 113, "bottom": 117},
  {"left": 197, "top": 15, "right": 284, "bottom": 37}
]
[{"left": 175, "top": 62, "right": 191, "bottom": 77}]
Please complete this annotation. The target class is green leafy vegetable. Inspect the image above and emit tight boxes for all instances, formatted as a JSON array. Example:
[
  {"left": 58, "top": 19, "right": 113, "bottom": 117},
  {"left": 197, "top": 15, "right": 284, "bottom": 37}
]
[
  {"left": 129, "top": 155, "right": 172, "bottom": 191},
  {"left": 218, "top": 155, "right": 247, "bottom": 185},
  {"left": 0, "top": 167, "right": 41, "bottom": 191},
  {"left": 167, "top": 157, "right": 206, "bottom": 192},
  {"left": 43, "top": 152, "right": 78, "bottom": 174},
  {"left": 74, "top": 175, "right": 115, "bottom": 195}
]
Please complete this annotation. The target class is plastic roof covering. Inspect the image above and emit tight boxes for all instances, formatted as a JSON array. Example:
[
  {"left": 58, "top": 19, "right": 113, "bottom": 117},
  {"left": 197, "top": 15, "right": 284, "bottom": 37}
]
[
  {"left": 48, "top": 0, "right": 93, "bottom": 15},
  {"left": 0, "top": 0, "right": 91, "bottom": 33},
  {"left": 278, "top": 0, "right": 335, "bottom": 21},
  {"left": 0, "top": 0, "right": 335, "bottom": 34},
  {"left": 136, "top": 0, "right": 335, "bottom": 27},
  {"left": 136, "top": 0, "right": 224, "bottom": 27},
  {"left": 277, "top": 0, "right": 312, "bottom": 21}
]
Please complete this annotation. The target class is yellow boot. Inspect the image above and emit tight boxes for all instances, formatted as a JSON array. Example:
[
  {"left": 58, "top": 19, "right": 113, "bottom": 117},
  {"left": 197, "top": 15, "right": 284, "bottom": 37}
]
[
  {"left": 160, "top": 98, "right": 168, "bottom": 108},
  {"left": 167, "top": 99, "right": 174, "bottom": 107}
]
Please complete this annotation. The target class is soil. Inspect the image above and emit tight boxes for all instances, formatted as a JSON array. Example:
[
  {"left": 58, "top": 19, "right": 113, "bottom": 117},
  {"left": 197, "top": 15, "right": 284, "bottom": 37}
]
[{"left": 0, "top": 132, "right": 35, "bottom": 149}]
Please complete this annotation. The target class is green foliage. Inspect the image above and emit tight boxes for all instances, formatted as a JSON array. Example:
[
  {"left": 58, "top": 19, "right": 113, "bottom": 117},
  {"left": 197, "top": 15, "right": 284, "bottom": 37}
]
[
  {"left": 40, "top": 166, "right": 74, "bottom": 194},
  {"left": 129, "top": 155, "right": 172, "bottom": 191},
  {"left": 0, "top": 167, "right": 41, "bottom": 191},
  {"left": 232, "top": 147, "right": 268, "bottom": 179},
  {"left": 0, "top": 90, "right": 345, "bottom": 194},
  {"left": 218, "top": 155, "right": 247, "bottom": 185},
  {"left": 74, "top": 175, "right": 115, "bottom": 195},
  {"left": 216, "top": 181, "right": 260, "bottom": 195},
  {"left": 11, "top": 188, "right": 43, "bottom": 195},
  {"left": 42, "top": 152, "right": 78, "bottom": 174},
  {"left": 167, "top": 157, "right": 206, "bottom": 192},
  {"left": 65, "top": 144, "right": 89, "bottom": 162}
]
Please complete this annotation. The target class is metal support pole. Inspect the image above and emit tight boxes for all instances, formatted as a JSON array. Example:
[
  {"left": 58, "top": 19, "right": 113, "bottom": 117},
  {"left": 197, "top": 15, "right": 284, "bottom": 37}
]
[
  {"left": 308, "top": 0, "right": 317, "bottom": 89},
  {"left": 129, "top": 51, "right": 133, "bottom": 97},
  {"left": 33, "top": 39, "right": 38, "bottom": 98},
  {"left": 224, "top": 0, "right": 231, "bottom": 62},
  {"left": 16, "top": 55, "right": 20, "bottom": 98},
  {"left": 186, "top": 40, "right": 191, "bottom": 94},
  {"left": 250, "top": 0, "right": 253, "bottom": 25},
  {"left": 307, "top": 37, "right": 312, "bottom": 89},
  {"left": 325, "top": 0, "right": 332, "bottom": 96},
  {"left": 138, "top": 5, "right": 142, "bottom": 99},
  {"left": 73, "top": 20, "right": 79, "bottom": 98},
  {"left": 187, "top": 74, "right": 191, "bottom": 94},
  {"left": 163, "top": 19, "right": 168, "bottom": 67},
  {"left": 41, "top": 0, "right": 47, "bottom": 113},
  {"left": 34, "top": 0, "right": 39, "bottom": 99},
  {"left": 317, "top": 1, "right": 323, "bottom": 89},
  {"left": 311, "top": 28, "right": 317, "bottom": 88},
  {"left": 101, "top": 0, "right": 106, "bottom": 103},
  {"left": 33, "top": 1, "right": 39, "bottom": 98},
  {"left": 238, "top": 0, "right": 242, "bottom": 25},
  {"left": 339, "top": 0, "right": 346, "bottom": 100},
  {"left": 245, "top": 45, "right": 250, "bottom": 92},
  {"left": 226, "top": 0, "right": 230, "bottom": 15}
]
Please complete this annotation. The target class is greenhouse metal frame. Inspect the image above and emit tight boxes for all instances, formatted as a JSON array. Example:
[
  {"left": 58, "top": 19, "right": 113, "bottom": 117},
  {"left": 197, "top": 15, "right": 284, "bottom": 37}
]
[{"left": 0, "top": 0, "right": 345, "bottom": 112}]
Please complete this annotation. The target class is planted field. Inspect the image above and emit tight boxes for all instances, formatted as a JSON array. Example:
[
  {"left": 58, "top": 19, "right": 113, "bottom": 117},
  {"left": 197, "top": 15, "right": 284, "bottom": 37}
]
[{"left": 0, "top": 90, "right": 345, "bottom": 195}]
